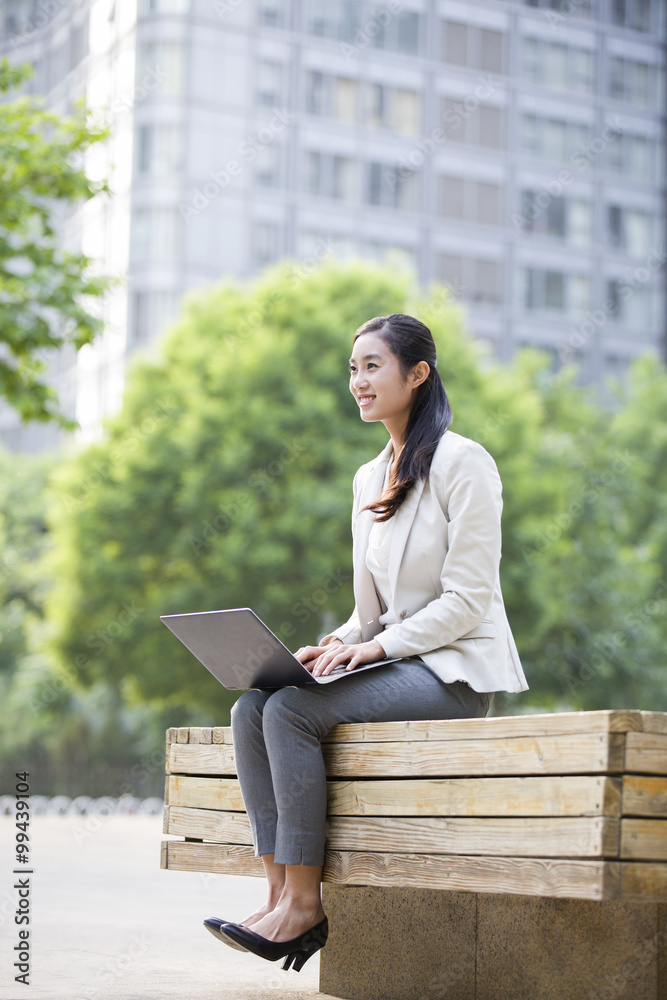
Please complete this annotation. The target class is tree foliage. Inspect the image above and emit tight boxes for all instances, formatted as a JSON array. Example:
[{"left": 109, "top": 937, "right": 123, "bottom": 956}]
[
  {"left": 0, "top": 59, "right": 112, "bottom": 425},
  {"left": 41, "top": 260, "right": 667, "bottom": 717}
]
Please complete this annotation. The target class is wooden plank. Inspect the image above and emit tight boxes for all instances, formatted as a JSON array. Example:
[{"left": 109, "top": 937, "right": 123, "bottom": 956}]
[
  {"left": 211, "top": 727, "right": 227, "bottom": 744},
  {"left": 162, "top": 804, "right": 170, "bottom": 835},
  {"left": 176, "top": 727, "right": 190, "bottom": 743},
  {"left": 164, "top": 806, "right": 618, "bottom": 859},
  {"left": 324, "top": 711, "right": 645, "bottom": 744},
  {"left": 639, "top": 712, "right": 667, "bottom": 735},
  {"left": 166, "top": 806, "right": 252, "bottom": 844},
  {"left": 165, "top": 774, "right": 621, "bottom": 819},
  {"left": 323, "top": 852, "right": 620, "bottom": 900},
  {"left": 620, "top": 862, "right": 667, "bottom": 902},
  {"left": 188, "top": 728, "right": 212, "bottom": 745},
  {"left": 621, "top": 819, "right": 667, "bottom": 861},
  {"left": 168, "top": 744, "right": 236, "bottom": 775},
  {"left": 162, "top": 840, "right": 264, "bottom": 876},
  {"left": 166, "top": 776, "right": 246, "bottom": 811},
  {"left": 165, "top": 728, "right": 179, "bottom": 745},
  {"left": 623, "top": 775, "right": 667, "bottom": 818},
  {"left": 161, "top": 841, "right": 619, "bottom": 900},
  {"left": 321, "top": 733, "right": 625, "bottom": 778},
  {"left": 625, "top": 733, "right": 667, "bottom": 775},
  {"left": 327, "top": 776, "right": 622, "bottom": 818},
  {"left": 168, "top": 732, "right": 624, "bottom": 778},
  {"left": 325, "top": 816, "right": 619, "bottom": 859}
]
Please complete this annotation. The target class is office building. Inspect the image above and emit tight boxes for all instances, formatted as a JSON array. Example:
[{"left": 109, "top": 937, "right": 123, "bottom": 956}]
[{"left": 1, "top": 0, "right": 664, "bottom": 449}]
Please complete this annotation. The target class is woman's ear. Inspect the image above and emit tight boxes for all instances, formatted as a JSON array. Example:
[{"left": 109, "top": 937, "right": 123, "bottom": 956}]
[{"left": 410, "top": 361, "right": 430, "bottom": 387}]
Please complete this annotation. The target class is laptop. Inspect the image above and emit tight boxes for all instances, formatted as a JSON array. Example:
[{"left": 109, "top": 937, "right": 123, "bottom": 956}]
[{"left": 160, "top": 607, "right": 402, "bottom": 689}]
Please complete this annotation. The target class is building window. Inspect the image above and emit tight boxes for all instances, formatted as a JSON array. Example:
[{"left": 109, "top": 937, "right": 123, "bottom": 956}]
[
  {"left": 606, "top": 279, "right": 652, "bottom": 327},
  {"left": 521, "top": 114, "right": 590, "bottom": 163},
  {"left": 131, "top": 207, "right": 181, "bottom": 262},
  {"left": 137, "top": 0, "right": 190, "bottom": 13},
  {"left": 441, "top": 98, "right": 504, "bottom": 149},
  {"left": 441, "top": 21, "right": 504, "bottom": 73},
  {"left": 258, "top": 0, "right": 286, "bottom": 27},
  {"left": 371, "top": 10, "right": 421, "bottom": 55},
  {"left": 522, "top": 37, "right": 595, "bottom": 93},
  {"left": 334, "top": 77, "right": 358, "bottom": 124},
  {"left": 256, "top": 60, "right": 284, "bottom": 108},
  {"left": 438, "top": 176, "right": 503, "bottom": 226},
  {"left": 437, "top": 255, "right": 503, "bottom": 303},
  {"left": 609, "top": 56, "right": 654, "bottom": 106},
  {"left": 523, "top": 269, "right": 590, "bottom": 312},
  {"left": 129, "top": 290, "right": 179, "bottom": 345},
  {"left": 523, "top": 0, "right": 593, "bottom": 17},
  {"left": 610, "top": 0, "right": 651, "bottom": 31},
  {"left": 136, "top": 41, "right": 185, "bottom": 95},
  {"left": 607, "top": 206, "right": 651, "bottom": 255},
  {"left": 255, "top": 144, "right": 281, "bottom": 187},
  {"left": 306, "top": 151, "right": 358, "bottom": 202},
  {"left": 519, "top": 191, "right": 591, "bottom": 244},
  {"left": 367, "top": 161, "right": 417, "bottom": 211},
  {"left": 367, "top": 84, "right": 421, "bottom": 135},
  {"left": 306, "top": 0, "right": 363, "bottom": 41},
  {"left": 136, "top": 124, "right": 183, "bottom": 175},
  {"left": 306, "top": 71, "right": 325, "bottom": 115},
  {"left": 606, "top": 131, "right": 654, "bottom": 182},
  {"left": 306, "top": 72, "right": 359, "bottom": 123},
  {"left": 253, "top": 222, "right": 281, "bottom": 264}
]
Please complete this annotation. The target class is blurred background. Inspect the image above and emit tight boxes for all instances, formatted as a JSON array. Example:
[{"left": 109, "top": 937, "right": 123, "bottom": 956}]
[{"left": 0, "top": 0, "right": 665, "bottom": 800}]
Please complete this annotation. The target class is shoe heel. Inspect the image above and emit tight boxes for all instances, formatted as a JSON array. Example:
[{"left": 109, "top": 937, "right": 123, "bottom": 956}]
[
  {"left": 281, "top": 951, "right": 299, "bottom": 971},
  {"left": 285, "top": 949, "right": 313, "bottom": 972}
]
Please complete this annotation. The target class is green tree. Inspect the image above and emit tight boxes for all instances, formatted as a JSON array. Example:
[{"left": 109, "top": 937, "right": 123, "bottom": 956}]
[
  {"left": 43, "top": 260, "right": 667, "bottom": 717},
  {"left": 0, "top": 59, "right": 112, "bottom": 425}
]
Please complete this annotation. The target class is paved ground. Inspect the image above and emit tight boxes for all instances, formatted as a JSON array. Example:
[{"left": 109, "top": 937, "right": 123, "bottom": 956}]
[{"left": 0, "top": 816, "right": 340, "bottom": 1000}]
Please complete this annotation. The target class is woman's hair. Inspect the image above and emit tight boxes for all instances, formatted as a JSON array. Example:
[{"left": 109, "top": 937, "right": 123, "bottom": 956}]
[{"left": 354, "top": 313, "right": 453, "bottom": 521}]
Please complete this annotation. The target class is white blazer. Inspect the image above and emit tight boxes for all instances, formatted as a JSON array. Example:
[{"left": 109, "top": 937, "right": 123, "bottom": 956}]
[{"left": 324, "top": 430, "right": 528, "bottom": 694}]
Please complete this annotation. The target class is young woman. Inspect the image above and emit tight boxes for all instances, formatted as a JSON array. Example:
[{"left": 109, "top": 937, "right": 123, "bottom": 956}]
[{"left": 204, "top": 313, "right": 527, "bottom": 971}]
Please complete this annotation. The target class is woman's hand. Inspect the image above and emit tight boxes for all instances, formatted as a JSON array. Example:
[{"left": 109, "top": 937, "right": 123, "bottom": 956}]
[{"left": 295, "top": 639, "right": 387, "bottom": 678}]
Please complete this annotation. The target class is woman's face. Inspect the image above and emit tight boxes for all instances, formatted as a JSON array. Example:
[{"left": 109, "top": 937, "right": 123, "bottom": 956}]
[{"left": 349, "top": 332, "right": 427, "bottom": 432}]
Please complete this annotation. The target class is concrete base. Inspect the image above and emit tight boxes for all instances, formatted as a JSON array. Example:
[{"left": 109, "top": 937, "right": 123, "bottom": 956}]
[{"left": 320, "top": 885, "right": 667, "bottom": 1000}]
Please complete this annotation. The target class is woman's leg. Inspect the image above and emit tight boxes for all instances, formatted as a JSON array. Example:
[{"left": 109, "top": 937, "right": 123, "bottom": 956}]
[
  {"left": 230, "top": 690, "right": 286, "bottom": 925},
  {"left": 244, "top": 659, "right": 488, "bottom": 942}
]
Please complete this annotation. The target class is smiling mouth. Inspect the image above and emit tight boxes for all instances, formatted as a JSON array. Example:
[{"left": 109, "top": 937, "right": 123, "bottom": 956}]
[{"left": 357, "top": 395, "right": 376, "bottom": 407}]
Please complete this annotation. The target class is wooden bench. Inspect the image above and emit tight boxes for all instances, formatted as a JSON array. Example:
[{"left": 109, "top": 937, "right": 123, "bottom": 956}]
[{"left": 161, "top": 710, "right": 667, "bottom": 1000}]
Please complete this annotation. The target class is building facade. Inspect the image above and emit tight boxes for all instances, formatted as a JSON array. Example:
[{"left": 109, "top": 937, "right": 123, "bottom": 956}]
[{"left": 1, "top": 0, "right": 665, "bottom": 449}]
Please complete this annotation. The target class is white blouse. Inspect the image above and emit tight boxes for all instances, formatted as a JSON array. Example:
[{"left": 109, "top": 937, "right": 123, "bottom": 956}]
[{"left": 365, "top": 462, "right": 400, "bottom": 629}]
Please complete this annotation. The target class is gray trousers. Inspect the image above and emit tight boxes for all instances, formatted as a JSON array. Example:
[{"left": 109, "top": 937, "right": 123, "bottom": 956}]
[{"left": 230, "top": 658, "right": 491, "bottom": 866}]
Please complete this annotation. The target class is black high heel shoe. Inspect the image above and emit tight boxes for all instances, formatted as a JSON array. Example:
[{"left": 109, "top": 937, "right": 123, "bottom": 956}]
[
  {"left": 203, "top": 917, "right": 249, "bottom": 951},
  {"left": 209, "top": 915, "right": 328, "bottom": 971}
]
